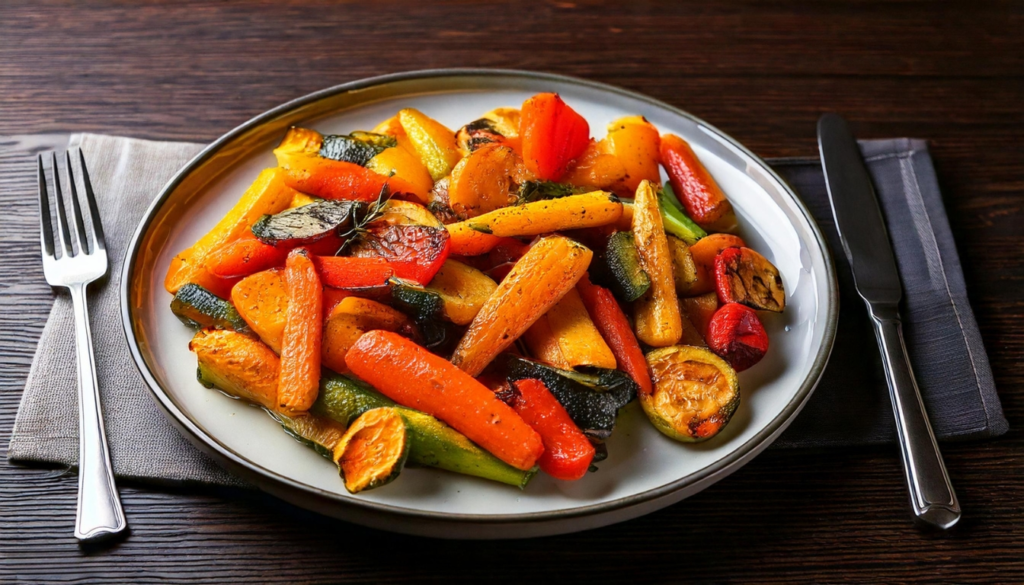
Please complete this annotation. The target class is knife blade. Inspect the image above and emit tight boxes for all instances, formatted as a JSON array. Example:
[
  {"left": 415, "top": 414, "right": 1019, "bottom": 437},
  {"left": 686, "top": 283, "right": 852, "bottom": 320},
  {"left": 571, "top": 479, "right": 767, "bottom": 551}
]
[{"left": 818, "top": 113, "right": 961, "bottom": 530}]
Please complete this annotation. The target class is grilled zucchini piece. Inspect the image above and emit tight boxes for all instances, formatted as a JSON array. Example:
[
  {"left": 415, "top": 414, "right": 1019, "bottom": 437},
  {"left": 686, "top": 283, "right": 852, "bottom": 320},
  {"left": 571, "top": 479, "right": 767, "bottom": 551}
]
[
  {"left": 642, "top": 345, "right": 740, "bottom": 442},
  {"left": 591, "top": 231, "right": 651, "bottom": 302},
  {"left": 171, "top": 283, "right": 252, "bottom": 334},
  {"left": 333, "top": 407, "right": 410, "bottom": 493}
]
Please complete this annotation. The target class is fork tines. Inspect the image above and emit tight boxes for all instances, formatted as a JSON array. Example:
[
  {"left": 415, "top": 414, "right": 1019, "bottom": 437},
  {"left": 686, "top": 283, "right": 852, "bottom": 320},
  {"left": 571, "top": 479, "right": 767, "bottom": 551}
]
[{"left": 37, "top": 150, "right": 106, "bottom": 260}]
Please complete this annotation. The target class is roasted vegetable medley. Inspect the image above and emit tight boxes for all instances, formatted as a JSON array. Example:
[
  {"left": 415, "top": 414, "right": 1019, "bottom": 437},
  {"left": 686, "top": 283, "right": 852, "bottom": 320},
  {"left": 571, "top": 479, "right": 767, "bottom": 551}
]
[{"left": 167, "top": 93, "right": 786, "bottom": 493}]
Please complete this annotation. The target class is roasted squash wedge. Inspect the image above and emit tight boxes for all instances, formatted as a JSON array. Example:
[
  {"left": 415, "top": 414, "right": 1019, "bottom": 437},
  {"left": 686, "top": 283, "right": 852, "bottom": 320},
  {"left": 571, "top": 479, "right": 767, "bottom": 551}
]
[
  {"left": 398, "top": 108, "right": 462, "bottom": 181},
  {"left": 191, "top": 329, "right": 280, "bottom": 411},
  {"left": 523, "top": 288, "right": 617, "bottom": 370},
  {"left": 605, "top": 116, "right": 661, "bottom": 193},
  {"left": 642, "top": 345, "right": 740, "bottom": 442},
  {"left": 425, "top": 259, "right": 498, "bottom": 325},
  {"left": 447, "top": 144, "right": 530, "bottom": 218},
  {"left": 231, "top": 268, "right": 289, "bottom": 353}
]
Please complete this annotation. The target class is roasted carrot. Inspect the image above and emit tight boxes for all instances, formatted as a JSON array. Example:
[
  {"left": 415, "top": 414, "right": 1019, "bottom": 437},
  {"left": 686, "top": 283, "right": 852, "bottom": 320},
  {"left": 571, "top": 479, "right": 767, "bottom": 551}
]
[
  {"left": 206, "top": 233, "right": 289, "bottom": 278},
  {"left": 446, "top": 221, "right": 504, "bottom": 256},
  {"left": 520, "top": 93, "right": 591, "bottom": 181},
  {"left": 575, "top": 274, "right": 653, "bottom": 396},
  {"left": 451, "top": 235, "right": 593, "bottom": 377},
  {"left": 165, "top": 168, "right": 295, "bottom": 295},
  {"left": 522, "top": 288, "right": 616, "bottom": 370},
  {"left": 688, "top": 233, "right": 746, "bottom": 296},
  {"left": 275, "top": 150, "right": 423, "bottom": 202},
  {"left": 313, "top": 256, "right": 394, "bottom": 291},
  {"left": 660, "top": 133, "right": 737, "bottom": 231},
  {"left": 278, "top": 249, "right": 323, "bottom": 414},
  {"left": 346, "top": 330, "right": 544, "bottom": 470},
  {"left": 511, "top": 379, "right": 595, "bottom": 481},
  {"left": 632, "top": 180, "right": 683, "bottom": 347},
  {"left": 464, "top": 192, "right": 623, "bottom": 238}
]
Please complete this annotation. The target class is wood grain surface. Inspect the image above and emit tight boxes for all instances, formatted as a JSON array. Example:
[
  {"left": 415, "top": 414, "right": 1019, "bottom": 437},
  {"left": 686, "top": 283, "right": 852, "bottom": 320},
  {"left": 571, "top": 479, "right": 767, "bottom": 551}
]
[{"left": 1, "top": 0, "right": 1022, "bottom": 582}]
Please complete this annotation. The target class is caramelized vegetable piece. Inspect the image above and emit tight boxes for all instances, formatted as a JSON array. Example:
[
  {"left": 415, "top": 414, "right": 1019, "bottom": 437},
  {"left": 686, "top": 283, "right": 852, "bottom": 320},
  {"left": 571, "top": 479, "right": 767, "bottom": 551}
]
[
  {"left": 319, "top": 132, "right": 396, "bottom": 166},
  {"left": 563, "top": 139, "right": 628, "bottom": 190},
  {"left": 347, "top": 201, "right": 451, "bottom": 285},
  {"left": 372, "top": 115, "right": 418, "bottom": 156},
  {"left": 510, "top": 379, "right": 595, "bottom": 481},
  {"left": 425, "top": 259, "right": 498, "bottom": 325},
  {"left": 190, "top": 329, "right": 280, "bottom": 411},
  {"left": 642, "top": 345, "right": 740, "bottom": 442},
  {"left": 591, "top": 230, "right": 650, "bottom": 303},
  {"left": 322, "top": 297, "right": 412, "bottom": 374},
  {"left": 706, "top": 303, "right": 769, "bottom": 371},
  {"left": 575, "top": 274, "right": 653, "bottom": 396},
  {"left": 165, "top": 168, "right": 295, "bottom": 295},
  {"left": 251, "top": 199, "right": 368, "bottom": 248},
  {"left": 714, "top": 247, "right": 786, "bottom": 312},
  {"left": 278, "top": 249, "right": 323, "bottom": 414},
  {"left": 481, "top": 107, "right": 522, "bottom": 140},
  {"left": 171, "top": 283, "right": 252, "bottom": 334},
  {"left": 465, "top": 191, "right": 622, "bottom": 238},
  {"left": 345, "top": 331, "right": 545, "bottom": 471},
  {"left": 365, "top": 146, "right": 433, "bottom": 204},
  {"left": 667, "top": 235, "right": 699, "bottom": 295},
  {"left": 523, "top": 289, "right": 617, "bottom": 370},
  {"left": 332, "top": 406, "right": 410, "bottom": 493},
  {"left": 605, "top": 116, "right": 661, "bottom": 193},
  {"left": 456, "top": 118, "right": 514, "bottom": 155},
  {"left": 451, "top": 235, "right": 593, "bottom": 377},
  {"left": 398, "top": 108, "right": 462, "bottom": 181},
  {"left": 275, "top": 150, "right": 423, "bottom": 202},
  {"left": 275, "top": 127, "right": 324, "bottom": 157},
  {"left": 448, "top": 144, "right": 531, "bottom": 218},
  {"left": 313, "top": 256, "right": 394, "bottom": 292},
  {"left": 445, "top": 221, "right": 503, "bottom": 256},
  {"left": 231, "top": 268, "right": 289, "bottom": 353},
  {"left": 206, "top": 232, "right": 289, "bottom": 278},
  {"left": 680, "top": 292, "right": 719, "bottom": 342},
  {"left": 687, "top": 233, "right": 746, "bottom": 296},
  {"left": 660, "top": 133, "right": 737, "bottom": 231},
  {"left": 632, "top": 181, "right": 683, "bottom": 347},
  {"left": 520, "top": 93, "right": 590, "bottom": 181}
]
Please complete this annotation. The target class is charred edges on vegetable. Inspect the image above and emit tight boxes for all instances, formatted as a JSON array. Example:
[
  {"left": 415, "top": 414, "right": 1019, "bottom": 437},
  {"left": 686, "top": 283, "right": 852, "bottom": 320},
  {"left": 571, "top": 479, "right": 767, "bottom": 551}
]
[
  {"left": 319, "top": 132, "right": 397, "bottom": 166},
  {"left": 516, "top": 180, "right": 589, "bottom": 205}
]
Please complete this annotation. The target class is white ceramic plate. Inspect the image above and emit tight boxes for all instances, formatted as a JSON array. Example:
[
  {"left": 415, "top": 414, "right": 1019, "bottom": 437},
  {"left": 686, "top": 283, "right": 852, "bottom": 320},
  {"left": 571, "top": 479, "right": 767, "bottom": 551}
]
[{"left": 122, "top": 69, "right": 837, "bottom": 539}]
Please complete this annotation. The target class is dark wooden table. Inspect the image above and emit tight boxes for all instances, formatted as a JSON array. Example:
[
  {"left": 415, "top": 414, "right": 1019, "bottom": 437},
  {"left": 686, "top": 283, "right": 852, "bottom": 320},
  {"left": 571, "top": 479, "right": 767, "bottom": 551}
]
[{"left": 2, "top": 1, "right": 1021, "bottom": 582}]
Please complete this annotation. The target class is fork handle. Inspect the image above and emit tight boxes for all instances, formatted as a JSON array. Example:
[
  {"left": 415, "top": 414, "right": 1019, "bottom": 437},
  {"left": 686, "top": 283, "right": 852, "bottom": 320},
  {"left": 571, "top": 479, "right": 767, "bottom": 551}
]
[
  {"left": 70, "top": 283, "right": 127, "bottom": 542},
  {"left": 869, "top": 303, "right": 960, "bottom": 529}
]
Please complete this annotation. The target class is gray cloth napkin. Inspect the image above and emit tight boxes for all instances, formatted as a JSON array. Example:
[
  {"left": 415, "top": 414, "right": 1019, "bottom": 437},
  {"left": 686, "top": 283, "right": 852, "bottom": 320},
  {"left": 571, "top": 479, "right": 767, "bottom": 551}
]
[{"left": 5, "top": 133, "right": 1006, "bottom": 488}]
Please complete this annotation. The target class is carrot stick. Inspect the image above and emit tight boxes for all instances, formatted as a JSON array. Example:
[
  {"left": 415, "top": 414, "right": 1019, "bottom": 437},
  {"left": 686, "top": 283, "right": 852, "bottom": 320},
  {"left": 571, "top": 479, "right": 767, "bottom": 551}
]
[
  {"left": 464, "top": 192, "right": 623, "bottom": 238},
  {"left": 206, "top": 233, "right": 289, "bottom": 278},
  {"left": 446, "top": 221, "right": 504, "bottom": 256},
  {"left": 576, "top": 274, "right": 653, "bottom": 396},
  {"left": 278, "top": 249, "right": 323, "bottom": 414},
  {"left": 345, "top": 330, "right": 544, "bottom": 470},
  {"left": 511, "top": 379, "right": 594, "bottom": 481},
  {"left": 451, "top": 235, "right": 593, "bottom": 377}
]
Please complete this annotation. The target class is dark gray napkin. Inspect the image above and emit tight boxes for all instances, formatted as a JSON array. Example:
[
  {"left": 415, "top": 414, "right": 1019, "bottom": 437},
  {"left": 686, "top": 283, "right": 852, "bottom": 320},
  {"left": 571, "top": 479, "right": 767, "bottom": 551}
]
[{"left": 771, "top": 138, "right": 1007, "bottom": 447}]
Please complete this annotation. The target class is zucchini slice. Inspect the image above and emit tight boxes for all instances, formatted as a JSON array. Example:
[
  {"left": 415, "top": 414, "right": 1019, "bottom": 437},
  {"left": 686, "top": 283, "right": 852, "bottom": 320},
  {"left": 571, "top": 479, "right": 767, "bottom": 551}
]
[
  {"left": 270, "top": 411, "right": 348, "bottom": 460},
  {"left": 501, "top": 355, "right": 636, "bottom": 441},
  {"left": 642, "top": 345, "right": 740, "bottom": 442},
  {"left": 171, "top": 283, "right": 252, "bottom": 334},
  {"left": 592, "top": 230, "right": 651, "bottom": 302},
  {"left": 251, "top": 199, "right": 368, "bottom": 248},
  {"left": 388, "top": 277, "right": 450, "bottom": 348},
  {"left": 191, "top": 329, "right": 279, "bottom": 411},
  {"left": 333, "top": 407, "right": 410, "bottom": 493},
  {"left": 319, "top": 131, "right": 397, "bottom": 166}
]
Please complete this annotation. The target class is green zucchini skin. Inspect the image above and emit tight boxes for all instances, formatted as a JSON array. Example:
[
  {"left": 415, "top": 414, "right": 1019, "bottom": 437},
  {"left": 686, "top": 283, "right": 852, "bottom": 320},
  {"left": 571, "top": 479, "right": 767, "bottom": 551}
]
[
  {"left": 171, "top": 283, "right": 252, "bottom": 334},
  {"left": 388, "top": 278, "right": 450, "bottom": 348},
  {"left": 658, "top": 186, "right": 707, "bottom": 245},
  {"left": 592, "top": 231, "right": 651, "bottom": 302},
  {"left": 319, "top": 132, "right": 397, "bottom": 166},
  {"left": 501, "top": 355, "right": 637, "bottom": 442},
  {"left": 516, "top": 180, "right": 587, "bottom": 205},
  {"left": 269, "top": 411, "right": 346, "bottom": 460},
  {"left": 251, "top": 200, "right": 367, "bottom": 248},
  {"left": 313, "top": 373, "right": 536, "bottom": 489}
]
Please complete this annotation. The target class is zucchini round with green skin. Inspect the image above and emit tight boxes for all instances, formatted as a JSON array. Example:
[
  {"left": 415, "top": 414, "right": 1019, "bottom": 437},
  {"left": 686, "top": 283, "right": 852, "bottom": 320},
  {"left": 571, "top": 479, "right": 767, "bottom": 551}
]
[
  {"left": 642, "top": 345, "right": 740, "bottom": 442},
  {"left": 313, "top": 373, "right": 536, "bottom": 489},
  {"left": 333, "top": 407, "right": 410, "bottom": 493},
  {"left": 171, "top": 283, "right": 252, "bottom": 334},
  {"left": 251, "top": 199, "right": 368, "bottom": 248},
  {"left": 592, "top": 230, "right": 651, "bottom": 302},
  {"left": 501, "top": 355, "right": 636, "bottom": 441}
]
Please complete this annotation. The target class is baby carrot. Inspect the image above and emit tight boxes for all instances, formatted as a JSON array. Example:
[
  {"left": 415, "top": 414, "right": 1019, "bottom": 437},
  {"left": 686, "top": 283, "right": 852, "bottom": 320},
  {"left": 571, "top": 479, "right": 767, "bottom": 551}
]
[
  {"left": 346, "top": 330, "right": 544, "bottom": 471},
  {"left": 278, "top": 248, "right": 323, "bottom": 414}
]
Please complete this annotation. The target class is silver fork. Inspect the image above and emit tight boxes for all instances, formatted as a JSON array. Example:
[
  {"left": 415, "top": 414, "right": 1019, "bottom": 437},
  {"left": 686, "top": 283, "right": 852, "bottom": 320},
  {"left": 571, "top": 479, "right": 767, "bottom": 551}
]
[{"left": 38, "top": 150, "right": 127, "bottom": 542}]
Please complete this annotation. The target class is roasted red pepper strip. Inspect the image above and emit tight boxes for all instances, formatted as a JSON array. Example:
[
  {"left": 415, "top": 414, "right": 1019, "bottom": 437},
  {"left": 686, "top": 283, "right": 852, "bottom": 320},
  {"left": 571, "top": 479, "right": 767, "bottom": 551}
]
[
  {"left": 511, "top": 379, "right": 595, "bottom": 481},
  {"left": 575, "top": 273, "right": 654, "bottom": 396},
  {"left": 352, "top": 224, "right": 450, "bottom": 285},
  {"left": 706, "top": 302, "right": 769, "bottom": 372},
  {"left": 313, "top": 256, "right": 394, "bottom": 291},
  {"left": 520, "top": 93, "right": 591, "bottom": 181},
  {"left": 207, "top": 233, "right": 344, "bottom": 279}
]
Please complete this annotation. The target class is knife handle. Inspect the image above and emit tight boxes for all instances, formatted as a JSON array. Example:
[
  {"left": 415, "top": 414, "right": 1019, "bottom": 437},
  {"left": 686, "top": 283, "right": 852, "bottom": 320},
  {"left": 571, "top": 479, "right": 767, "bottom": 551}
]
[{"left": 869, "top": 304, "right": 961, "bottom": 529}]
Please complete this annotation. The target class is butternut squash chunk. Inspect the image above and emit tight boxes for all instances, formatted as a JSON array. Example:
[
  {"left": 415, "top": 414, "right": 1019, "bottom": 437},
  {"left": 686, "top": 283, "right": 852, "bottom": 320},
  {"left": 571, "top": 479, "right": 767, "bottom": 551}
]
[
  {"left": 231, "top": 268, "right": 289, "bottom": 353},
  {"left": 523, "top": 288, "right": 616, "bottom": 370},
  {"left": 398, "top": 108, "right": 462, "bottom": 181},
  {"left": 425, "top": 259, "right": 498, "bottom": 325}
]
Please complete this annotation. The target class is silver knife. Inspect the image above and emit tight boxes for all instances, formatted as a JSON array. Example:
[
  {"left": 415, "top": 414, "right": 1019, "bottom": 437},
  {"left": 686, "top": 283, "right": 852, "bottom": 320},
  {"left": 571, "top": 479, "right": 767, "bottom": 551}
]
[{"left": 818, "top": 113, "right": 960, "bottom": 530}]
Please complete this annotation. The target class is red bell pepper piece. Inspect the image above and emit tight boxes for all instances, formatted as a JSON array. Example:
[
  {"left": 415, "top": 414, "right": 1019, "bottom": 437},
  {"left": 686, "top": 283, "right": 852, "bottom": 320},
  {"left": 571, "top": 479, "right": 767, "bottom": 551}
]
[
  {"left": 575, "top": 273, "right": 653, "bottom": 396},
  {"left": 706, "top": 302, "right": 768, "bottom": 372},
  {"left": 511, "top": 378, "right": 595, "bottom": 481},
  {"left": 313, "top": 256, "right": 394, "bottom": 291},
  {"left": 520, "top": 93, "right": 591, "bottom": 181},
  {"left": 352, "top": 224, "right": 450, "bottom": 285}
]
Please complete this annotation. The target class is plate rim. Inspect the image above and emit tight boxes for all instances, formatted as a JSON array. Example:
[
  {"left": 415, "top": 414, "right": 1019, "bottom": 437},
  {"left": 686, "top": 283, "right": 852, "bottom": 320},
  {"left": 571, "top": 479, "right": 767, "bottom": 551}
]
[{"left": 120, "top": 68, "right": 839, "bottom": 529}]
